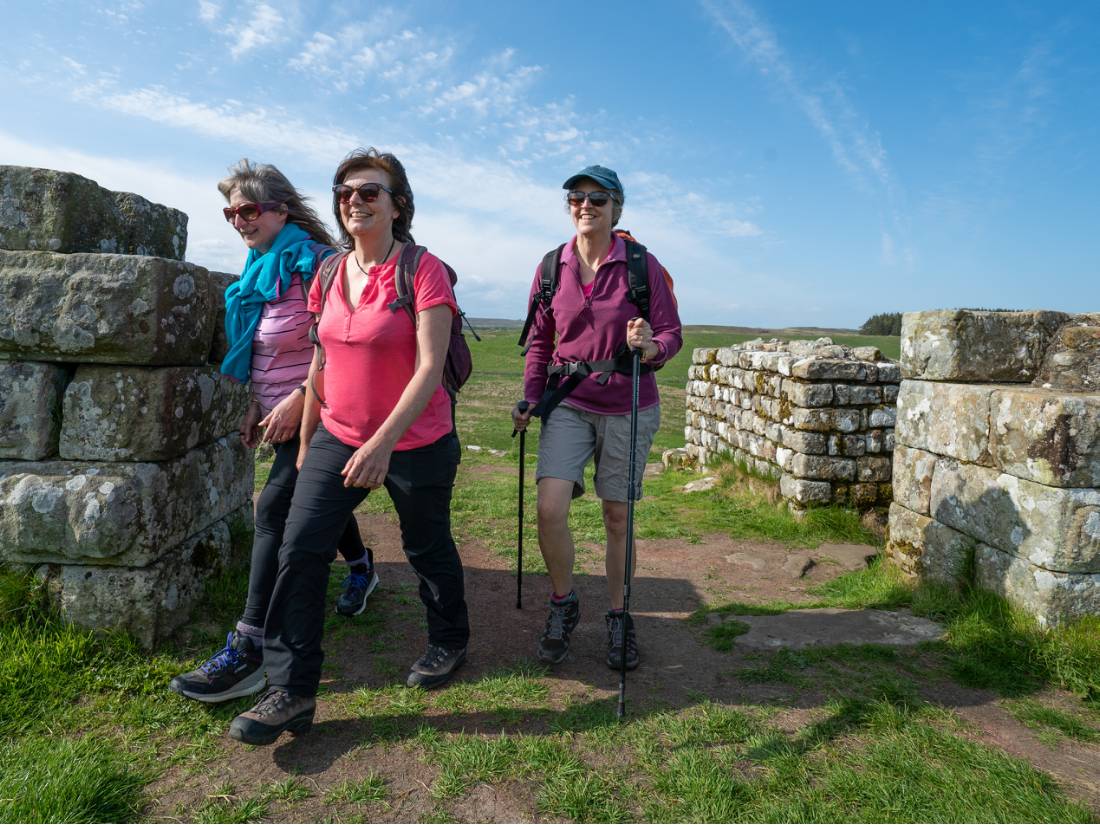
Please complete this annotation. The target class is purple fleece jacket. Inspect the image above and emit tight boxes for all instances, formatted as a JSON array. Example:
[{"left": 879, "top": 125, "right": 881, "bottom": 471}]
[{"left": 522, "top": 233, "right": 683, "bottom": 415}]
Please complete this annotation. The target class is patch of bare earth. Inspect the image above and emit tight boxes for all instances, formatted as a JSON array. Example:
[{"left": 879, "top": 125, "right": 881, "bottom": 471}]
[{"left": 146, "top": 513, "right": 1100, "bottom": 821}]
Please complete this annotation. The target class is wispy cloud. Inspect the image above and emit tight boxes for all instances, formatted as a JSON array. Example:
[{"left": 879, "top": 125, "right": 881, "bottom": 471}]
[{"left": 195, "top": 0, "right": 296, "bottom": 60}]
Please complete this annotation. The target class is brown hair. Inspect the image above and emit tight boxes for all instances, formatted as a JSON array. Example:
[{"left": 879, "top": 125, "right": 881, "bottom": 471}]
[
  {"left": 332, "top": 147, "right": 416, "bottom": 248},
  {"left": 217, "top": 159, "right": 335, "bottom": 247}
]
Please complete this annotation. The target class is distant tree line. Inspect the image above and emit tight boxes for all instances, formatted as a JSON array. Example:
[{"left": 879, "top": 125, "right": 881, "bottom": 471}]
[{"left": 859, "top": 312, "right": 902, "bottom": 335}]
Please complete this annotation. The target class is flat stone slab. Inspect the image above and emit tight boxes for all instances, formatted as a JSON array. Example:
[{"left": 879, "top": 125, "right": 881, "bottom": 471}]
[
  {"left": 208, "top": 270, "right": 235, "bottom": 364},
  {"left": 0, "top": 250, "right": 214, "bottom": 364},
  {"left": 731, "top": 608, "right": 945, "bottom": 650},
  {"left": 0, "top": 165, "right": 187, "bottom": 259},
  {"left": 0, "top": 361, "right": 68, "bottom": 459}
]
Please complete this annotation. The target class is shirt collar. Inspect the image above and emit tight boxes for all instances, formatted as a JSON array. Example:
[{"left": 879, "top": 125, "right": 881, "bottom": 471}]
[{"left": 560, "top": 233, "right": 626, "bottom": 268}]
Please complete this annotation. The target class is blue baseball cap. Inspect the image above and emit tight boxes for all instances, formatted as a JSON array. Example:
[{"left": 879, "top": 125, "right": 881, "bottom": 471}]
[{"left": 562, "top": 165, "right": 624, "bottom": 202}]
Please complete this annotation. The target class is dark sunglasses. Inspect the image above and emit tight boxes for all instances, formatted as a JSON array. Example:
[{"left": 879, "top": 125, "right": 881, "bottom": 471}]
[
  {"left": 566, "top": 190, "right": 617, "bottom": 208},
  {"left": 332, "top": 182, "right": 395, "bottom": 203},
  {"left": 223, "top": 201, "right": 283, "bottom": 223}
]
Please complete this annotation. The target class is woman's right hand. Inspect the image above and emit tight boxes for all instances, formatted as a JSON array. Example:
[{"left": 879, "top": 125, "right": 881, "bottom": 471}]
[
  {"left": 239, "top": 402, "right": 262, "bottom": 449},
  {"left": 512, "top": 401, "right": 533, "bottom": 432}
]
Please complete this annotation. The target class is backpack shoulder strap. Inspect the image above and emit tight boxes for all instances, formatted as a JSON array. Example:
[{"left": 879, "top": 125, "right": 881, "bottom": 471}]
[
  {"left": 518, "top": 244, "right": 565, "bottom": 347},
  {"left": 314, "top": 250, "right": 347, "bottom": 318},
  {"left": 624, "top": 239, "right": 650, "bottom": 320},
  {"left": 390, "top": 243, "right": 426, "bottom": 323}
]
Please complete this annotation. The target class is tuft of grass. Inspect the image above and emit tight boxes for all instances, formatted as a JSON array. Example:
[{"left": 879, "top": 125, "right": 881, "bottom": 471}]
[
  {"left": 433, "top": 662, "right": 549, "bottom": 715},
  {"left": 422, "top": 733, "right": 572, "bottom": 798},
  {"left": 1004, "top": 698, "right": 1100, "bottom": 743},
  {"left": 0, "top": 735, "right": 148, "bottom": 823},
  {"left": 195, "top": 795, "right": 269, "bottom": 824},
  {"left": 324, "top": 773, "right": 388, "bottom": 805},
  {"left": 262, "top": 777, "right": 313, "bottom": 803},
  {"left": 704, "top": 620, "right": 751, "bottom": 651}
]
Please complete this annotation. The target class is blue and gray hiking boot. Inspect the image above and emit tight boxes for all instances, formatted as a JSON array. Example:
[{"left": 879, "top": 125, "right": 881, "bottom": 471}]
[
  {"left": 537, "top": 592, "right": 580, "bottom": 664},
  {"left": 335, "top": 567, "right": 379, "bottom": 617},
  {"left": 169, "top": 631, "right": 266, "bottom": 703}
]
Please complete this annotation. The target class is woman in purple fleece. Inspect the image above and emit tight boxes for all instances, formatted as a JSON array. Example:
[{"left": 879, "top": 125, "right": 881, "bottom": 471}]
[{"left": 512, "top": 165, "right": 682, "bottom": 672}]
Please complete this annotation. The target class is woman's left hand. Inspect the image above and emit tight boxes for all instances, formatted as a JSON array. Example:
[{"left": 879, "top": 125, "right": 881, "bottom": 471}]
[
  {"left": 259, "top": 389, "right": 305, "bottom": 444},
  {"left": 626, "top": 317, "right": 659, "bottom": 361},
  {"left": 341, "top": 433, "right": 395, "bottom": 489}
]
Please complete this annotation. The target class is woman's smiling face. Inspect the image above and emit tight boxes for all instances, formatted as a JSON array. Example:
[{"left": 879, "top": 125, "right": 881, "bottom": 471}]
[
  {"left": 569, "top": 179, "right": 615, "bottom": 238},
  {"left": 228, "top": 188, "right": 287, "bottom": 253},
  {"left": 339, "top": 167, "right": 400, "bottom": 240}
]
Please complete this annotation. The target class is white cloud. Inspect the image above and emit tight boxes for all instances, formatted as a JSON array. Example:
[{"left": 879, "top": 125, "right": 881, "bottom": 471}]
[
  {"left": 228, "top": 3, "right": 287, "bottom": 59},
  {"left": 197, "top": 0, "right": 220, "bottom": 23}
]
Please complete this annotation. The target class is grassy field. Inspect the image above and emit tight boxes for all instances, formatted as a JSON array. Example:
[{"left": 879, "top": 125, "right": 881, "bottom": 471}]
[{"left": 2, "top": 328, "right": 1099, "bottom": 823}]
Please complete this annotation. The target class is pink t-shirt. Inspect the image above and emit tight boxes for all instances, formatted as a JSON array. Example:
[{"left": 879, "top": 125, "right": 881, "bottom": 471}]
[
  {"left": 251, "top": 275, "right": 312, "bottom": 415},
  {"left": 308, "top": 250, "right": 457, "bottom": 450}
]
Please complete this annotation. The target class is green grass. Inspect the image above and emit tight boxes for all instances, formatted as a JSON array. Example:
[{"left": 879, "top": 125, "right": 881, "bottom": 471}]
[{"left": 4, "top": 325, "right": 1100, "bottom": 823}]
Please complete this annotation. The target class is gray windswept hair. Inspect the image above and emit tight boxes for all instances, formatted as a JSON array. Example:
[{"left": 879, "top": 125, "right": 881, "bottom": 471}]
[{"left": 218, "top": 159, "right": 335, "bottom": 247}]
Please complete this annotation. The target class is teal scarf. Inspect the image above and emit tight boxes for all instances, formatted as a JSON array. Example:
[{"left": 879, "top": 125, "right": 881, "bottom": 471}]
[{"left": 220, "top": 222, "right": 319, "bottom": 383}]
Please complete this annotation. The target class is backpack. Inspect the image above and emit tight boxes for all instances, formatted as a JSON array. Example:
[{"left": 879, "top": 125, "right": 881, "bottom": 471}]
[
  {"left": 309, "top": 245, "right": 477, "bottom": 401},
  {"left": 517, "top": 229, "right": 676, "bottom": 349}
]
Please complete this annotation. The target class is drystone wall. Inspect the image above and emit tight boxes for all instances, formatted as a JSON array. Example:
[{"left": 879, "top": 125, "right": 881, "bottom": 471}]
[
  {"left": 886, "top": 309, "right": 1100, "bottom": 627},
  {"left": 0, "top": 166, "right": 252, "bottom": 646},
  {"left": 684, "top": 338, "right": 901, "bottom": 512}
]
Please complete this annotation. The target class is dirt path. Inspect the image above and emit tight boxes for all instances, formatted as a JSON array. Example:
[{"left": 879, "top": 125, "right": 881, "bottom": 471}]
[{"left": 147, "top": 512, "right": 1100, "bottom": 821}]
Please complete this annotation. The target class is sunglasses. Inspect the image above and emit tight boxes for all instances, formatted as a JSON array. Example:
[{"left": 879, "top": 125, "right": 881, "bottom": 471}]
[
  {"left": 223, "top": 201, "right": 283, "bottom": 223},
  {"left": 566, "top": 190, "right": 618, "bottom": 208},
  {"left": 332, "top": 182, "right": 395, "bottom": 203}
]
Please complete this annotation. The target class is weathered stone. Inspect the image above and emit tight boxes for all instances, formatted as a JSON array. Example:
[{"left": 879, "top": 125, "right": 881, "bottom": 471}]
[
  {"left": 789, "top": 453, "right": 855, "bottom": 481},
  {"left": 732, "top": 608, "right": 944, "bottom": 650},
  {"left": 886, "top": 502, "right": 973, "bottom": 585},
  {"left": 208, "top": 271, "right": 235, "bottom": 364},
  {"left": 780, "top": 474, "right": 832, "bottom": 505},
  {"left": 895, "top": 380, "right": 995, "bottom": 464},
  {"left": 990, "top": 387, "right": 1100, "bottom": 488},
  {"left": 849, "top": 483, "right": 880, "bottom": 508},
  {"left": 900, "top": 309, "right": 1067, "bottom": 382},
  {"left": 0, "top": 250, "right": 213, "bottom": 364},
  {"left": 1033, "top": 314, "right": 1100, "bottom": 393},
  {"left": 975, "top": 543, "right": 1099, "bottom": 628},
  {"left": 856, "top": 455, "right": 893, "bottom": 482},
  {"left": 37, "top": 505, "right": 253, "bottom": 648},
  {"left": 866, "top": 406, "right": 896, "bottom": 428},
  {"left": 0, "top": 436, "right": 253, "bottom": 567},
  {"left": 930, "top": 459, "right": 1100, "bottom": 573},
  {"left": 781, "top": 379, "right": 833, "bottom": 408},
  {"left": 60, "top": 365, "right": 249, "bottom": 461},
  {"left": 692, "top": 347, "right": 718, "bottom": 365},
  {"left": 0, "top": 361, "right": 68, "bottom": 459},
  {"left": 877, "top": 362, "right": 902, "bottom": 383},
  {"left": 0, "top": 166, "right": 187, "bottom": 260},
  {"left": 852, "top": 346, "right": 883, "bottom": 362},
  {"left": 779, "top": 427, "right": 827, "bottom": 454},
  {"left": 789, "top": 407, "right": 861, "bottom": 433},
  {"left": 790, "top": 358, "right": 877, "bottom": 383},
  {"left": 828, "top": 434, "right": 866, "bottom": 457},
  {"left": 661, "top": 447, "right": 692, "bottom": 470},
  {"left": 891, "top": 445, "right": 937, "bottom": 515}
]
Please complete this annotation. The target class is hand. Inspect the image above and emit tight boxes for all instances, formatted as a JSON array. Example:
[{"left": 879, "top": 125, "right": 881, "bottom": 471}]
[
  {"left": 341, "top": 434, "right": 395, "bottom": 489},
  {"left": 626, "top": 317, "right": 659, "bottom": 361},
  {"left": 259, "top": 389, "right": 305, "bottom": 444},
  {"left": 239, "top": 403, "right": 262, "bottom": 449},
  {"left": 512, "top": 400, "right": 533, "bottom": 433}
]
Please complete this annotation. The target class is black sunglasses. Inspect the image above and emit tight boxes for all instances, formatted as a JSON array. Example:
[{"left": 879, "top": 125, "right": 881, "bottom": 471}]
[
  {"left": 566, "top": 190, "right": 617, "bottom": 207},
  {"left": 332, "top": 182, "right": 395, "bottom": 203}
]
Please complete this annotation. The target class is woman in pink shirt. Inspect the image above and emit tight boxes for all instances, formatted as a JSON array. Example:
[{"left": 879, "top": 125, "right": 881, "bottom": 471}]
[
  {"left": 170, "top": 161, "right": 377, "bottom": 706},
  {"left": 512, "top": 165, "right": 682, "bottom": 674},
  {"left": 228, "top": 149, "right": 469, "bottom": 746}
]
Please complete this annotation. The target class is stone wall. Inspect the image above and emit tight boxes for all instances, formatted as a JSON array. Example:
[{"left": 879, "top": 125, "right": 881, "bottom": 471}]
[
  {"left": 886, "top": 310, "right": 1099, "bottom": 627},
  {"left": 684, "top": 338, "right": 901, "bottom": 512},
  {"left": 0, "top": 166, "right": 252, "bottom": 646}
]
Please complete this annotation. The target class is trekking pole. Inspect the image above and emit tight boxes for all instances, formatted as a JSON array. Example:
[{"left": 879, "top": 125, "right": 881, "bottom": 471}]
[
  {"left": 618, "top": 347, "right": 642, "bottom": 720},
  {"left": 512, "top": 400, "right": 530, "bottom": 609}
]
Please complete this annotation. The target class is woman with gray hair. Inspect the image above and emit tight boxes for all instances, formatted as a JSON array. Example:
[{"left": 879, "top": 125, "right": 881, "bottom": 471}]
[{"left": 169, "top": 160, "right": 379, "bottom": 705}]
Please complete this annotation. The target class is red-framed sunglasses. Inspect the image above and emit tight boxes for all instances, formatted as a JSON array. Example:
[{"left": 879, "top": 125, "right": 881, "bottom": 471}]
[{"left": 223, "top": 201, "right": 284, "bottom": 223}]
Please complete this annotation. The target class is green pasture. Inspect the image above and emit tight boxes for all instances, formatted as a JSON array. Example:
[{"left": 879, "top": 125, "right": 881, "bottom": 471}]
[{"left": 2, "top": 328, "right": 1099, "bottom": 823}]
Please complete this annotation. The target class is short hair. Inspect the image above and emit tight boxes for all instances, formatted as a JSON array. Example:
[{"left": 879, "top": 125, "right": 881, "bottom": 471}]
[
  {"left": 217, "top": 159, "right": 334, "bottom": 247},
  {"left": 331, "top": 147, "right": 415, "bottom": 248}
]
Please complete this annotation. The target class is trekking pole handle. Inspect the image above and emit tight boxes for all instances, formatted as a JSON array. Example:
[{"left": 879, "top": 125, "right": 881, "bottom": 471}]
[{"left": 512, "top": 400, "right": 530, "bottom": 438}]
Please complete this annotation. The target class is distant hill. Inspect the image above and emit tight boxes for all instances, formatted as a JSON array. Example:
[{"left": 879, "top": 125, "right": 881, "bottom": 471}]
[{"left": 467, "top": 319, "right": 865, "bottom": 335}]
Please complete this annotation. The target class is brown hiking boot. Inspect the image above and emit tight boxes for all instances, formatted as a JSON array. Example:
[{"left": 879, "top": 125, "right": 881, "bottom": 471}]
[{"left": 228, "top": 687, "right": 315, "bottom": 746}]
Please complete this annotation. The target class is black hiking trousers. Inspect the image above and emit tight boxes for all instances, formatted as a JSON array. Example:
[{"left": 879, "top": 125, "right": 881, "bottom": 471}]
[
  {"left": 262, "top": 425, "right": 469, "bottom": 696},
  {"left": 240, "top": 433, "right": 369, "bottom": 629}
]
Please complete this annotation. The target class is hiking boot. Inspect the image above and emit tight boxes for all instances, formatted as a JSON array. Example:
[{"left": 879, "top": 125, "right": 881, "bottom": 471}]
[
  {"left": 169, "top": 631, "right": 265, "bottom": 703},
  {"left": 228, "top": 687, "right": 315, "bottom": 746},
  {"left": 335, "top": 567, "right": 379, "bottom": 617},
  {"left": 606, "top": 611, "right": 639, "bottom": 671},
  {"left": 405, "top": 644, "right": 467, "bottom": 689},
  {"left": 537, "top": 592, "right": 580, "bottom": 665}
]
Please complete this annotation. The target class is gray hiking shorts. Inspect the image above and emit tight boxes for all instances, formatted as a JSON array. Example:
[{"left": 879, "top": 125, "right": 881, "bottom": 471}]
[{"left": 535, "top": 402, "right": 661, "bottom": 502}]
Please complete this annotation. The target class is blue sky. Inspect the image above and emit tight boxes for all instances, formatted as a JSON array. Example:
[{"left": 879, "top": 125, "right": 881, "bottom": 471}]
[{"left": 2, "top": 0, "right": 1097, "bottom": 327}]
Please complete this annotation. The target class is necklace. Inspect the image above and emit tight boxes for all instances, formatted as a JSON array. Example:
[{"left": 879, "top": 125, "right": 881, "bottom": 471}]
[{"left": 353, "top": 237, "right": 396, "bottom": 277}]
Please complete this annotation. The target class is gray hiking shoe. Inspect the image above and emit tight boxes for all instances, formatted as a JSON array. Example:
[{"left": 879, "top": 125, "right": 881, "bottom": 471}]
[
  {"left": 169, "top": 631, "right": 266, "bottom": 703},
  {"left": 335, "top": 567, "right": 379, "bottom": 617},
  {"left": 228, "top": 687, "right": 315, "bottom": 746},
  {"left": 606, "top": 611, "right": 639, "bottom": 671},
  {"left": 537, "top": 592, "right": 580, "bottom": 664},
  {"left": 406, "top": 644, "right": 467, "bottom": 689}
]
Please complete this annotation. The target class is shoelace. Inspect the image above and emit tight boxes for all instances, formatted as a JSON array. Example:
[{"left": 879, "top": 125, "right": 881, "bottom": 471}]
[
  {"left": 200, "top": 632, "right": 241, "bottom": 674},
  {"left": 251, "top": 688, "right": 290, "bottom": 718},
  {"left": 419, "top": 645, "right": 453, "bottom": 669},
  {"left": 607, "top": 615, "right": 637, "bottom": 652},
  {"left": 544, "top": 603, "right": 572, "bottom": 640},
  {"left": 343, "top": 572, "right": 369, "bottom": 591}
]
